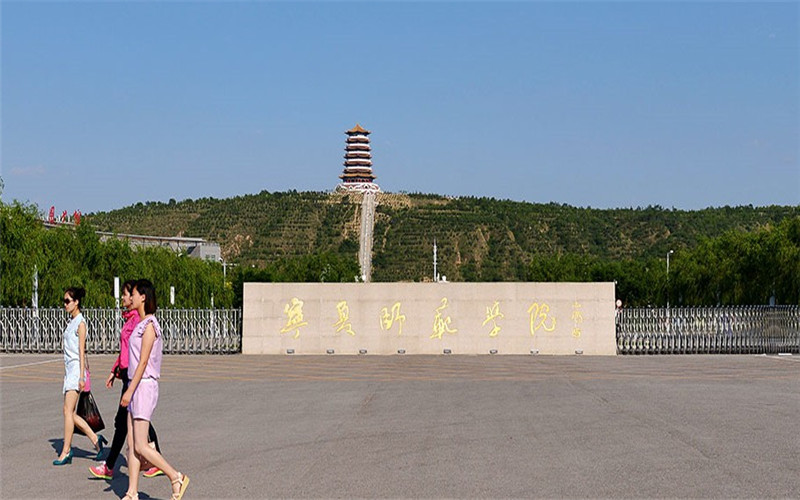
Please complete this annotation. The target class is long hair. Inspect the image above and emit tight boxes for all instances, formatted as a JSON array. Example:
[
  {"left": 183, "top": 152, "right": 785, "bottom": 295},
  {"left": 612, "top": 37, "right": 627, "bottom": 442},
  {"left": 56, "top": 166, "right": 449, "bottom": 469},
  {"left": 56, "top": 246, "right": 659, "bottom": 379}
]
[{"left": 134, "top": 279, "right": 158, "bottom": 315}]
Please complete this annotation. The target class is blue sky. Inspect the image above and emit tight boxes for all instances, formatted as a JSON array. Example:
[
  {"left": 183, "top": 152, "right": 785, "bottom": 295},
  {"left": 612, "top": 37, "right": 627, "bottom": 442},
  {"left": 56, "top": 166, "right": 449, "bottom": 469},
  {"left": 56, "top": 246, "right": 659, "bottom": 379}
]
[{"left": 2, "top": 1, "right": 798, "bottom": 214}]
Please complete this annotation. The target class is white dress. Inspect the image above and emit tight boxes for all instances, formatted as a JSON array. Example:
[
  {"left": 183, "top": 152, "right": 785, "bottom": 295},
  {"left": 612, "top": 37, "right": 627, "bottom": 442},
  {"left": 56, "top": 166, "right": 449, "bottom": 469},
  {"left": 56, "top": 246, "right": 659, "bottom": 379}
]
[{"left": 62, "top": 313, "right": 86, "bottom": 393}]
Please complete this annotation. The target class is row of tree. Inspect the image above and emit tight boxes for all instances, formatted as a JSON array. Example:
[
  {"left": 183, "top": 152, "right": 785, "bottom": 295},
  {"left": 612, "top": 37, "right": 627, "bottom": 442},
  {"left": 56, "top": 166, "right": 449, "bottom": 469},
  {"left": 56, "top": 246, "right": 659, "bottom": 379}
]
[
  {"left": 1, "top": 201, "right": 361, "bottom": 309},
  {"left": 1, "top": 202, "right": 233, "bottom": 308},
  {"left": 523, "top": 216, "right": 800, "bottom": 306}
]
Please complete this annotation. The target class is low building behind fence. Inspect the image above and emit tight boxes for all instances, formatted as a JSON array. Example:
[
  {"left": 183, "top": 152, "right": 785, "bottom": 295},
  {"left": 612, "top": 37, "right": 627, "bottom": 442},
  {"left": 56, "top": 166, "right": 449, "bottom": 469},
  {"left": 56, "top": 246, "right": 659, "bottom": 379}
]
[
  {"left": 616, "top": 306, "right": 800, "bottom": 355},
  {"left": 0, "top": 308, "right": 242, "bottom": 354}
]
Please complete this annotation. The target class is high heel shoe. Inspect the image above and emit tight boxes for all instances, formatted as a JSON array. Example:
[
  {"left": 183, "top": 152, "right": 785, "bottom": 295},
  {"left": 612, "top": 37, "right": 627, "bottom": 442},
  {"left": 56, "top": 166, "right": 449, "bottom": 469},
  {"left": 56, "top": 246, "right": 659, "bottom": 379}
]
[
  {"left": 53, "top": 449, "right": 73, "bottom": 466},
  {"left": 94, "top": 434, "right": 108, "bottom": 460}
]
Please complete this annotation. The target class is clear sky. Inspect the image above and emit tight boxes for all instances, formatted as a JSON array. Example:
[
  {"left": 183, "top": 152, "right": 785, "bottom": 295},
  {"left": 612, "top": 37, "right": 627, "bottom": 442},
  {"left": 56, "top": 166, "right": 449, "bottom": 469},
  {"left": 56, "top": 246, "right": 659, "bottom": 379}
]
[{"left": 2, "top": 1, "right": 798, "bottom": 214}]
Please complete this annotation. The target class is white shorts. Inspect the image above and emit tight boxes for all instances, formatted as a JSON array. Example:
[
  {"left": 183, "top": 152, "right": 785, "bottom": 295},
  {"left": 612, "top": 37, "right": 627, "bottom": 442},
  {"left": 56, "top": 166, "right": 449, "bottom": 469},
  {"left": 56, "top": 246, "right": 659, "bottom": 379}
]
[{"left": 63, "top": 361, "right": 80, "bottom": 394}]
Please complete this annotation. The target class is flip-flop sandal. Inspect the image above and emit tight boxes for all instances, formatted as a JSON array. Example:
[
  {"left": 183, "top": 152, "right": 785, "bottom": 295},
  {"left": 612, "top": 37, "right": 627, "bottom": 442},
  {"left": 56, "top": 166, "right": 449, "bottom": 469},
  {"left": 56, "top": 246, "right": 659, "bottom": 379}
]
[{"left": 171, "top": 472, "right": 190, "bottom": 500}]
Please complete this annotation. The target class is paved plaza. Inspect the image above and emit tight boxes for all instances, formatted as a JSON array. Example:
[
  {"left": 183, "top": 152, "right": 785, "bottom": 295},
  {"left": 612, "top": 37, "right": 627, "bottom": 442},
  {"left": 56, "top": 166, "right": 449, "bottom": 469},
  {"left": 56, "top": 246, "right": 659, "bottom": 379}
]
[{"left": 1, "top": 354, "right": 798, "bottom": 499}]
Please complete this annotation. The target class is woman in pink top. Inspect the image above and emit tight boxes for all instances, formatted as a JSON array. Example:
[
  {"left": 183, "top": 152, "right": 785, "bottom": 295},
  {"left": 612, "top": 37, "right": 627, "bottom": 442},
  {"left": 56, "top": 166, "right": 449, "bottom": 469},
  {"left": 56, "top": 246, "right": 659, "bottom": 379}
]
[
  {"left": 90, "top": 280, "right": 163, "bottom": 480},
  {"left": 120, "top": 279, "right": 189, "bottom": 500}
]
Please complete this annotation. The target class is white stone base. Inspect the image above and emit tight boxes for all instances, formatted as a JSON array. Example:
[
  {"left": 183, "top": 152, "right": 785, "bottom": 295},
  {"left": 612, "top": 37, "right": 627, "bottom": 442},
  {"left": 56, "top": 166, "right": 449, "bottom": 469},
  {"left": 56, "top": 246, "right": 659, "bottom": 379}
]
[{"left": 336, "top": 182, "right": 381, "bottom": 193}]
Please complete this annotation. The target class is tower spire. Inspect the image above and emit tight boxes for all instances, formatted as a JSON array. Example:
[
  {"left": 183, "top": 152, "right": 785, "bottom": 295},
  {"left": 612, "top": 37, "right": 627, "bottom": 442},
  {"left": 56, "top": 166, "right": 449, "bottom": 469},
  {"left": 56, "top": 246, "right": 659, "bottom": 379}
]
[{"left": 336, "top": 124, "right": 381, "bottom": 193}]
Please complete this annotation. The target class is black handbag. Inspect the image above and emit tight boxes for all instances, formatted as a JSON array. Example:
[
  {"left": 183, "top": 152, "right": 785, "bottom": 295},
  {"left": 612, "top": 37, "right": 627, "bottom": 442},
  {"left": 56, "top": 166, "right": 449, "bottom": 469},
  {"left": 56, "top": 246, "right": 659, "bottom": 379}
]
[{"left": 75, "top": 391, "right": 105, "bottom": 435}]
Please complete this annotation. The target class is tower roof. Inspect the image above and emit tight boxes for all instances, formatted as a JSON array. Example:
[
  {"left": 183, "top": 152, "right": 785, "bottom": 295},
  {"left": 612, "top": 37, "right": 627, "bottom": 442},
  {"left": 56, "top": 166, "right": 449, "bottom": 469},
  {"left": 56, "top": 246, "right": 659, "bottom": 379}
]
[{"left": 346, "top": 123, "right": 371, "bottom": 135}]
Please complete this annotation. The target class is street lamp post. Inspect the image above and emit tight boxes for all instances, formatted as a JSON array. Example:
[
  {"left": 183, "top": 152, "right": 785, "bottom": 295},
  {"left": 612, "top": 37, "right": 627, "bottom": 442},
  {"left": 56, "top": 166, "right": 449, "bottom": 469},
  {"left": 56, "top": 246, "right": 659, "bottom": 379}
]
[
  {"left": 666, "top": 250, "right": 674, "bottom": 335},
  {"left": 220, "top": 258, "right": 237, "bottom": 283}
]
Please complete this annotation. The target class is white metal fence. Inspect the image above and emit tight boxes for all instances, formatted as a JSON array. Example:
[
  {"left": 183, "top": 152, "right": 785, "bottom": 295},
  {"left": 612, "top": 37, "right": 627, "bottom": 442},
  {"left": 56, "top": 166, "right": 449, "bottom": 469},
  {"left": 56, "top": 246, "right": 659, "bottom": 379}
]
[
  {"left": 5, "top": 306, "right": 797, "bottom": 356},
  {"left": 616, "top": 306, "right": 800, "bottom": 355},
  {"left": 0, "top": 307, "right": 242, "bottom": 354}
]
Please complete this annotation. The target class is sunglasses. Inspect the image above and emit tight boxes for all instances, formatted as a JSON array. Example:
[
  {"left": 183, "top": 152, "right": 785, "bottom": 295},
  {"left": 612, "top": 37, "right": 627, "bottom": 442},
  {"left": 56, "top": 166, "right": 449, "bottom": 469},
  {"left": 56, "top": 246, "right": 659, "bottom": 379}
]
[{"left": 63, "top": 298, "right": 74, "bottom": 305}]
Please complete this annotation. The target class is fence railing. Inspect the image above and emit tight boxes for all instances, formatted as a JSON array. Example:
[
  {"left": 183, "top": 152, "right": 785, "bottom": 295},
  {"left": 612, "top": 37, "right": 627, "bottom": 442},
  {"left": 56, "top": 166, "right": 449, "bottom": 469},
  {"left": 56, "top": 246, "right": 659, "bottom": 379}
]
[
  {"left": 4, "top": 306, "right": 797, "bottom": 356},
  {"left": 0, "top": 307, "right": 242, "bottom": 354},
  {"left": 616, "top": 306, "right": 800, "bottom": 355}
]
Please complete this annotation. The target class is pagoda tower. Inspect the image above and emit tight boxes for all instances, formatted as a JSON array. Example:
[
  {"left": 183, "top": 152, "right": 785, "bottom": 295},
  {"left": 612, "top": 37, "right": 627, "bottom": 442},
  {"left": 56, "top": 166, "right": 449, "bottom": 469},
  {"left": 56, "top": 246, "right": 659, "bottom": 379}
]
[{"left": 336, "top": 124, "right": 381, "bottom": 193}]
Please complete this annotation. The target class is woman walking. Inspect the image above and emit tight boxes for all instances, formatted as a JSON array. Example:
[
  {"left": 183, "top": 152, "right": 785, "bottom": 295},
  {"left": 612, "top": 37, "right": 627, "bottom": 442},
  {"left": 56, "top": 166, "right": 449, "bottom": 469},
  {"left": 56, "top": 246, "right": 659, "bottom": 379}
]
[
  {"left": 53, "top": 286, "right": 107, "bottom": 465},
  {"left": 120, "top": 279, "right": 189, "bottom": 500},
  {"left": 90, "top": 280, "right": 163, "bottom": 479}
]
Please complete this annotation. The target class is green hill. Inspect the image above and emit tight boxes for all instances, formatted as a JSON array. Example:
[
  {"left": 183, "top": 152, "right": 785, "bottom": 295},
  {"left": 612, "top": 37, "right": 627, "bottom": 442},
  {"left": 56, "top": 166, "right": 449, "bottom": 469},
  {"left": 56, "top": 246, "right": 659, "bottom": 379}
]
[{"left": 87, "top": 191, "right": 798, "bottom": 283}]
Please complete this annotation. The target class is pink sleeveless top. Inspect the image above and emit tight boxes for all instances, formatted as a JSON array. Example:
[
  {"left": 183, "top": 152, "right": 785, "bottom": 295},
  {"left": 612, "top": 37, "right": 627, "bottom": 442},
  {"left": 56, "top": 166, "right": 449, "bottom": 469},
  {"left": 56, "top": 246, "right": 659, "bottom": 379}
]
[{"left": 128, "top": 315, "right": 163, "bottom": 381}]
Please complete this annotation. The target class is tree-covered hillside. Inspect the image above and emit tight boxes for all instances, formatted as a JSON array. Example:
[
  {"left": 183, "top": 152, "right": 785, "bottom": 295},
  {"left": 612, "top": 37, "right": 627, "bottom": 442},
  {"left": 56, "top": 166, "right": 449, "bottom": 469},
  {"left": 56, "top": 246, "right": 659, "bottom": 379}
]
[
  {"left": 3, "top": 192, "right": 798, "bottom": 307},
  {"left": 88, "top": 191, "right": 798, "bottom": 283}
]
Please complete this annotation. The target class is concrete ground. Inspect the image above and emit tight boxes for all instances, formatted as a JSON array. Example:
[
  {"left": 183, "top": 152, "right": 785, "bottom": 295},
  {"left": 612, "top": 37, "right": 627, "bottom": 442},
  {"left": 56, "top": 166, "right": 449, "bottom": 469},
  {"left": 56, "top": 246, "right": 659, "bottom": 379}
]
[{"left": 1, "top": 353, "right": 798, "bottom": 499}]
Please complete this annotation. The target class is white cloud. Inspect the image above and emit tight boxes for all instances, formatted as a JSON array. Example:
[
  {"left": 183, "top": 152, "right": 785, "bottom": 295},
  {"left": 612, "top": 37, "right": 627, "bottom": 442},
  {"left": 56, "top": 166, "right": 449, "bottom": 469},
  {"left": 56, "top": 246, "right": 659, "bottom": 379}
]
[{"left": 9, "top": 166, "right": 47, "bottom": 177}]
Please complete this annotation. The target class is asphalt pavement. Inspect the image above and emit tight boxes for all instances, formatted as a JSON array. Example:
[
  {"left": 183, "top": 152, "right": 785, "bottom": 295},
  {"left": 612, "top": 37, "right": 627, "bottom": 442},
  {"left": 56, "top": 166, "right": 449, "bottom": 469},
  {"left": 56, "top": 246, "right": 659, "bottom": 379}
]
[{"left": 1, "top": 353, "right": 798, "bottom": 499}]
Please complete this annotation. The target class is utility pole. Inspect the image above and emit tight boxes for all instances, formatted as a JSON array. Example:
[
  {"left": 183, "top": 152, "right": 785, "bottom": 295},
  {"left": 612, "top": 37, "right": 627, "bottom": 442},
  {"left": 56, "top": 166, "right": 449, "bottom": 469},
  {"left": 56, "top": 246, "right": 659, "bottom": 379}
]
[{"left": 433, "top": 239, "right": 438, "bottom": 282}]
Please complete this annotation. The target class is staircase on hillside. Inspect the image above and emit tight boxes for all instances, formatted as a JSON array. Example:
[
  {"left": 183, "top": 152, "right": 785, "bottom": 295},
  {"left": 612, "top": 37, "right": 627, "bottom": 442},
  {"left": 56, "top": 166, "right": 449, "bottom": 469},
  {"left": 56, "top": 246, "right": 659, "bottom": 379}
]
[{"left": 359, "top": 192, "right": 377, "bottom": 282}]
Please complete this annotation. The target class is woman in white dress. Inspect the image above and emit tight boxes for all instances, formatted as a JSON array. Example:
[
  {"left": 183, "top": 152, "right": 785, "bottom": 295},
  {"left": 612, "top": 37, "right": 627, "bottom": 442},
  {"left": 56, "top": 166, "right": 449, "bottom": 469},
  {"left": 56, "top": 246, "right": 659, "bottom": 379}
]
[{"left": 53, "top": 287, "right": 106, "bottom": 465}]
